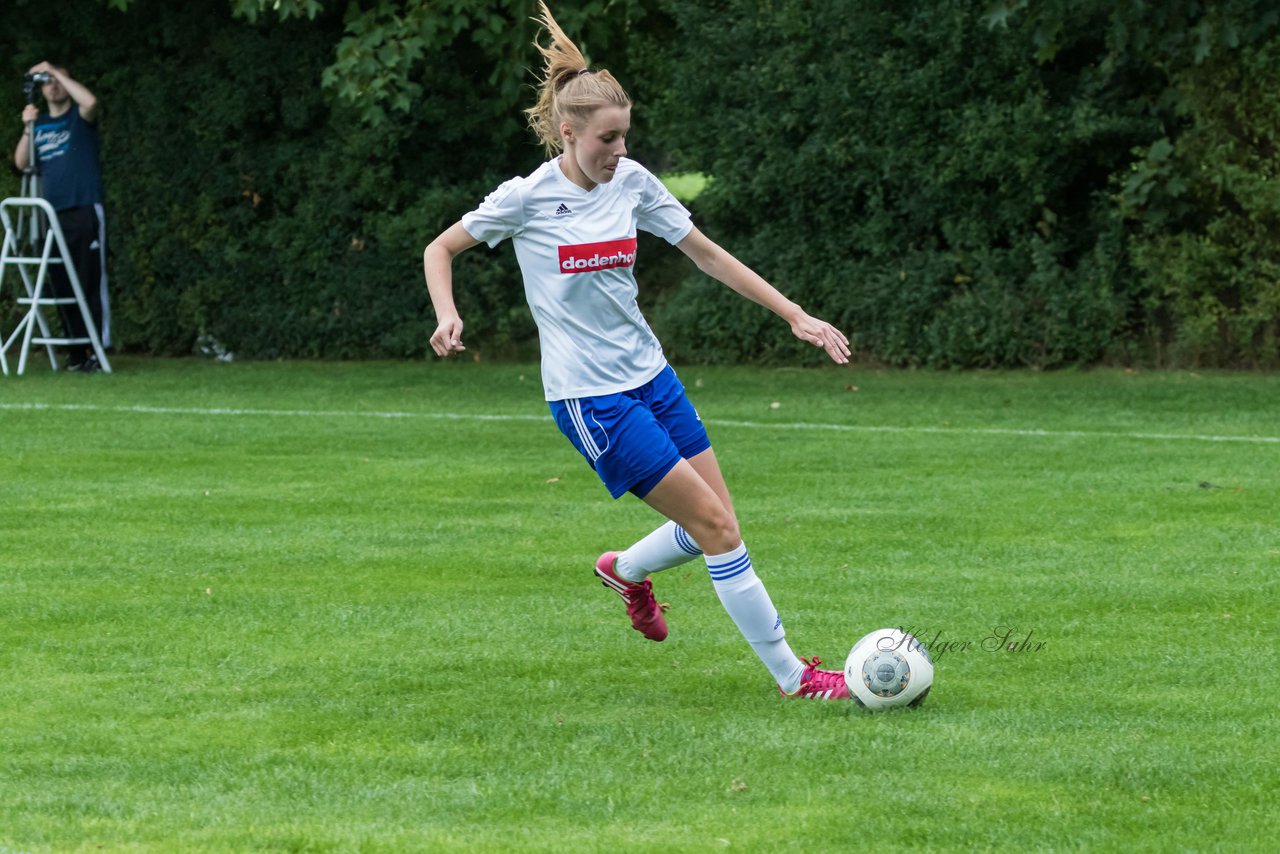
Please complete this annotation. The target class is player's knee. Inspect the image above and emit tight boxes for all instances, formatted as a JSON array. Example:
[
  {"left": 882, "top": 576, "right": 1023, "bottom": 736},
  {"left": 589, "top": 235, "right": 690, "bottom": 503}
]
[
  {"left": 695, "top": 506, "right": 740, "bottom": 555},
  {"left": 720, "top": 514, "right": 741, "bottom": 550}
]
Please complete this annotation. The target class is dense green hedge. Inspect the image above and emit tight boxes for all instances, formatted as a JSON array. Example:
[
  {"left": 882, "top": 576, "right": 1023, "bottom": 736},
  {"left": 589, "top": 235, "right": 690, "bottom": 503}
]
[
  {"left": 646, "top": 0, "right": 1280, "bottom": 368},
  {"left": 2, "top": 1, "right": 1277, "bottom": 367},
  {"left": 2, "top": 0, "right": 541, "bottom": 359},
  {"left": 1123, "top": 36, "right": 1280, "bottom": 368}
]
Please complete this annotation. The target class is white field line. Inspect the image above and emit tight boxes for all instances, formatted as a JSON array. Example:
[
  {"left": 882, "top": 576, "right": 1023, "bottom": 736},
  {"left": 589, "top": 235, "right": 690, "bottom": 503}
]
[{"left": 2, "top": 401, "right": 1278, "bottom": 445}]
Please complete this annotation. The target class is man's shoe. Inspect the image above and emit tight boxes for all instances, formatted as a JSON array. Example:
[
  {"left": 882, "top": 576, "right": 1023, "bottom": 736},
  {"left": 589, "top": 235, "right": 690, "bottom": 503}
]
[
  {"left": 779, "top": 657, "right": 850, "bottom": 700},
  {"left": 66, "top": 354, "right": 102, "bottom": 373},
  {"left": 594, "top": 551, "right": 668, "bottom": 642}
]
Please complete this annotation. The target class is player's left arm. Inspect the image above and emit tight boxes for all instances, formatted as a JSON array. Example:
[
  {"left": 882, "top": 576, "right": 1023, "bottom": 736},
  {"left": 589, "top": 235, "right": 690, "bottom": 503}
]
[{"left": 675, "top": 225, "right": 850, "bottom": 364}]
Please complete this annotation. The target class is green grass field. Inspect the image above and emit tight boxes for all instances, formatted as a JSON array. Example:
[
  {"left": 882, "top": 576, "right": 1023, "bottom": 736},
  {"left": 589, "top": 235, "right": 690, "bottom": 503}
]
[{"left": 1, "top": 358, "right": 1277, "bottom": 852}]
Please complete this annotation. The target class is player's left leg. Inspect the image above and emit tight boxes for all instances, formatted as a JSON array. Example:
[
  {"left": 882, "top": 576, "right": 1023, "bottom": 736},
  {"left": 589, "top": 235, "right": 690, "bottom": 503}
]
[
  {"left": 604, "top": 444, "right": 735, "bottom": 582},
  {"left": 610, "top": 375, "right": 730, "bottom": 583},
  {"left": 642, "top": 447, "right": 848, "bottom": 698},
  {"left": 638, "top": 459, "right": 807, "bottom": 693}
]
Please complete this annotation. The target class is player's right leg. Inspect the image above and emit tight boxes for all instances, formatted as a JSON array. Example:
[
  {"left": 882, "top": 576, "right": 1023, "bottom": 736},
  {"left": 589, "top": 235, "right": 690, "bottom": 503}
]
[
  {"left": 611, "top": 520, "right": 703, "bottom": 582},
  {"left": 592, "top": 550, "right": 669, "bottom": 641},
  {"left": 550, "top": 390, "right": 681, "bottom": 642}
]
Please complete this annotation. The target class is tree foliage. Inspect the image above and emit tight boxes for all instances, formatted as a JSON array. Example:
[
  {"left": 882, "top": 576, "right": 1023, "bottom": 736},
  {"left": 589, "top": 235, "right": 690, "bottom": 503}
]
[
  {"left": 647, "top": 0, "right": 1280, "bottom": 367},
  {"left": 2, "top": 0, "right": 1276, "bottom": 367},
  {"left": 107, "top": 0, "right": 653, "bottom": 127},
  {"left": 985, "top": 0, "right": 1280, "bottom": 365},
  {"left": 647, "top": 1, "right": 1148, "bottom": 367}
]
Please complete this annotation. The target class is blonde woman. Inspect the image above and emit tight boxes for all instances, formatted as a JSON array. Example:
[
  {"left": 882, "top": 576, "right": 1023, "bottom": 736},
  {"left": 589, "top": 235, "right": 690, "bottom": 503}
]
[{"left": 423, "top": 3, "right": 852, "bottom": 699}]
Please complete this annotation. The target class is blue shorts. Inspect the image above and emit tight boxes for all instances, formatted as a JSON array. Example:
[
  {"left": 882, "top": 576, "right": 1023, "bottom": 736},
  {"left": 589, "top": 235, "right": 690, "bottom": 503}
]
[{"left": 549, "top": 365, "right": 713, "bottom": 499}]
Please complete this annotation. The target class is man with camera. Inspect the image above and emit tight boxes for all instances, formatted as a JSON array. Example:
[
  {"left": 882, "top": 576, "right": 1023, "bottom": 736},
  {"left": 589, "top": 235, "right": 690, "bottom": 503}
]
[{"left": 12, "top": 62, "right": 109, "bottom": 372}]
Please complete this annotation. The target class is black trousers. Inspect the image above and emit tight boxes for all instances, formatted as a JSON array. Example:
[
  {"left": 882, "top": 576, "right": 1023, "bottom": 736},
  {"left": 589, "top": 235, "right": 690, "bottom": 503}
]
[{"left": 46, "top": 204, "right": 109, "bottom": 359}]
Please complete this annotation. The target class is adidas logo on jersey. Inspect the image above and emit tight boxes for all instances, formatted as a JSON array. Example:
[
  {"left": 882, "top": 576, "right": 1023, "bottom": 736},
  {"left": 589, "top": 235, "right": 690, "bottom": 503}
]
[
  {"left": 558, "top": 237, "right": 638, "bottom": 274},
  {"left": 555, "top": 203, "right": 572, "bottom": 216}
]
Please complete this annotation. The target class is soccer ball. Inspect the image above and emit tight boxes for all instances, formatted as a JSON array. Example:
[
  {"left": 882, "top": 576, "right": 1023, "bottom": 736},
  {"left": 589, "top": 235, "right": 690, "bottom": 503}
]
[{"left": 844, "top": 627, "right": 934, "bottom": 710}]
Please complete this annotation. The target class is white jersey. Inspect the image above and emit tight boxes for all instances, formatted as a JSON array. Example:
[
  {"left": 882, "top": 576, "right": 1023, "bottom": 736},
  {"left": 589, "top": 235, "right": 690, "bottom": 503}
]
[{"left": 461, "top": 156, "right": 694, "bottom": 401}]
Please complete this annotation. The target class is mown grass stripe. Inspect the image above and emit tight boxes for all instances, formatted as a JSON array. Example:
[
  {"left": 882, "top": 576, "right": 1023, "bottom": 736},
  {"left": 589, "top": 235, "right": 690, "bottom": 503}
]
[{"left": 3, "top": 401, "right": 1278, "bottom": 445}]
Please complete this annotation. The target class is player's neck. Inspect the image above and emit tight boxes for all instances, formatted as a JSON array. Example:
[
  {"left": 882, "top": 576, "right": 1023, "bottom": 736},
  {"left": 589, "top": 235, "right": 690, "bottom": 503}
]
[
  {"left": 47, "top": 99, "right": 73, "bottom": 118},
  {"left": 557, "top": 153, "right": 597, "bottom": 192}
]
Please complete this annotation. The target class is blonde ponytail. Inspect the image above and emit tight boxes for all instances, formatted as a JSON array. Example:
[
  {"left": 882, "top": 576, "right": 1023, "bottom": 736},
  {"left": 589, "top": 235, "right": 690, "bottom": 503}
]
[{"left": 524, "top": 1, "right": 631, "bottom": 155}]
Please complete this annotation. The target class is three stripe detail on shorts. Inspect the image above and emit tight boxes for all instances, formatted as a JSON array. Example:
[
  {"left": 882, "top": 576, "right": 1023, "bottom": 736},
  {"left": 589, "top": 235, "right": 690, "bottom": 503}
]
[{"left": 566, "top": 399, "right": 609, "bottom": 461}]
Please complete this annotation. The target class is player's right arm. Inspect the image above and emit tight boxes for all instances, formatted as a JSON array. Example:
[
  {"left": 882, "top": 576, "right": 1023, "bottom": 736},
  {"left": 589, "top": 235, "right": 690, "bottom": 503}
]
[
  {"left": 14, "top": 104, "right": 38, "bottom": 171},
  {"left": 424, "top": 221, "right": 482, "bottom": 358}
]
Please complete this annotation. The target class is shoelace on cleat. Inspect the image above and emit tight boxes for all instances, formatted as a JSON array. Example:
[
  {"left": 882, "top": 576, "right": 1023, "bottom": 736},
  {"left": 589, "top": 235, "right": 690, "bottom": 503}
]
[
  {"left": 625, "top": 579, "right": 657, "bottom": 611},
  {"left": 798, "top": 657, "right": 845, "bottom": 695},
  {"left": 602, "top": 574, "right": 669, "bottom": 614}
]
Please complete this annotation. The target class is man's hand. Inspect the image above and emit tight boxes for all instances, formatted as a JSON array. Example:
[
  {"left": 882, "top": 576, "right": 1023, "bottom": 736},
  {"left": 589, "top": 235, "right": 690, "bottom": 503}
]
[
  {"left": 26, "top": 62, "right": 98, "bottom": 122},
  {"left": 28, "top": 61, "right": 58, "bottom": 77},
  {"left": 22, "top": 104, "right": 38, "bottom": 124}
]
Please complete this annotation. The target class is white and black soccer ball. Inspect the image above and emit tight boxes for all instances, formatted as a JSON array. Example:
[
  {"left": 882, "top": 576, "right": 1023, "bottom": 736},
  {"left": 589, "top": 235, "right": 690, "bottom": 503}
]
[{"left": 844, "top": 627, "right": 934, "bottom": 710}]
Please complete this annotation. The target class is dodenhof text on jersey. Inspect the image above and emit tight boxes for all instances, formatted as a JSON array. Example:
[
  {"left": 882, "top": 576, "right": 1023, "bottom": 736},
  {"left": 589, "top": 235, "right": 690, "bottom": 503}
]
[{"left": 558, "top": 237, "right": 638, "bottom": 274}]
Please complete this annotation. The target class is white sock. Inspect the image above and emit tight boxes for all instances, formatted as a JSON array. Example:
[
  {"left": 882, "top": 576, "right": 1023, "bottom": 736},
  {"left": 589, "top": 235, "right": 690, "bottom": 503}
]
[
  {"left": 615, "top": 521, "right": 703, "bottom": 583},
  {"left": 705, "top": 542, "right": 805, "bottom": 692}
]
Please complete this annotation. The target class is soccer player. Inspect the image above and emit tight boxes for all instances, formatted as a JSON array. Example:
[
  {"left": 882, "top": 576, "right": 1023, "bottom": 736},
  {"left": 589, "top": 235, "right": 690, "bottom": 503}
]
[{"left": 422, "top": 2, "right": 852, "bottom": 700}]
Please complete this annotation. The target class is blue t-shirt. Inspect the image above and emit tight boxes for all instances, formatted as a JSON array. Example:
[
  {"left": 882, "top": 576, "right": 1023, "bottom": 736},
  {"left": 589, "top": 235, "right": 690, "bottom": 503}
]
[{"left": 32, "top": 108, "right": 104, "bottom": 211}]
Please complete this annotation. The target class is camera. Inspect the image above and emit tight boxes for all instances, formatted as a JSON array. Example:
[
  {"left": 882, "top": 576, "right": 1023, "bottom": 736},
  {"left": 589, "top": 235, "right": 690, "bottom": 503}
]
[{"left": 23, "top": 71, "right": 52, "bottom": 104}]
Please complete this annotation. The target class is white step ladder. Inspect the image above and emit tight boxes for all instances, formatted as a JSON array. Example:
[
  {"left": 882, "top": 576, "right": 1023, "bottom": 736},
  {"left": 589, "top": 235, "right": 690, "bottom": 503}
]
[{"left": 0, "top": 196, "right": 111, "bottom": 376}]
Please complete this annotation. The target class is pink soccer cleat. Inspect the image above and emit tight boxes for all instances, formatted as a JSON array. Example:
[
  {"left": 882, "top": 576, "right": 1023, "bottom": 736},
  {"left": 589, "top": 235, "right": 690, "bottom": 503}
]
[
  {"left": 780, "top": 656, "right": 850, "bottom": 700},
  {"left": 594, "top": 551, "right": 668, "bottom": 642}
]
